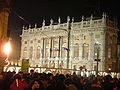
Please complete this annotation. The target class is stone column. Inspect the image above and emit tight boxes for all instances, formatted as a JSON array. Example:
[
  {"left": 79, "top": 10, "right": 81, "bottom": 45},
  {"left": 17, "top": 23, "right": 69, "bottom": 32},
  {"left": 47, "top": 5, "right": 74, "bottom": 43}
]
[
  {"left": 89, "top": 33, "right": 94, "bottom": 60},
  {"left": 69, "top": 35, "right": 74, "bottom": 68},
  {"left": 70, "top": 35, "right": 74, "bottom": 59},
  {"left": 88, "top": 32, "right": 94, "bottom": 70},
  {"left": 100, "top": 32, "right": 106, "bottom": 71},
  {"left": 33, "top": 38, "right": 37, "bottom": 63},
  {"left": 42, "top": 38, "right": 45, "bottom": 59},
  {"left": 79, "top": 34, "right": 83, "bottom": 60},
  {"left": 50, "top": 37, "right": 53, "bottom": 58}
]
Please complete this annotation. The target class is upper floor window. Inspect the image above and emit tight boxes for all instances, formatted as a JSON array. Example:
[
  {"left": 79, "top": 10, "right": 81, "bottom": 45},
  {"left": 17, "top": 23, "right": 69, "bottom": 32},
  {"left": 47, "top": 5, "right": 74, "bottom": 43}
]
[
  {"left": 30, "top": 40, "right": 33, "bottom": 43},
  {"left": 36, "top": 46, "right": 41, "bottom": 59},
  {"left": 38, "top": 40, "right": 41, "bottom": 43},
  {"left": 74, "top": 36, "right": 79, "bottom": 40},
  {"left": 95, "top": 34, "right": 100, "bottom": 38},
  {"left": 45, "top": 39, "right": 51, "bottom": 58},
  {"left": 82, "top": 43, "right": 89, "bottom": 59},
  {"left": 29, "top": 46, "right": 33, "bottom": 59},
  {"left": 74, "top": 43, "right": 79, "bottom": 57},
  {"left": 84, "top": 35, "right": 89, "bottom": 40},
  {"left": 23, "top": 47, "right": 27, "bottom": 58},
  {"left": 24, "top": 41, "right": 27, "bottom": 44}
]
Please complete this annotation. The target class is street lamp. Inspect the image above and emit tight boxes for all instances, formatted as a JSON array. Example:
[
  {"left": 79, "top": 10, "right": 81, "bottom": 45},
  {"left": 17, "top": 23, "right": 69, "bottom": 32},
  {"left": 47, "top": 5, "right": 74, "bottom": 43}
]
[
  {"left": 66, "top": 23, "right": 71, "bottom": 69},
  {"left": 95, "top": 42, "right": 101, "bottom": 76},
  {"left": 3, "top": 42, "right": 11, "bottom": 56},
  {"left": 3, "top": 41, "right": 11, "bottom": 61},
  {"left": 57, "top": 16, "right": 71, "bottom": 69}
]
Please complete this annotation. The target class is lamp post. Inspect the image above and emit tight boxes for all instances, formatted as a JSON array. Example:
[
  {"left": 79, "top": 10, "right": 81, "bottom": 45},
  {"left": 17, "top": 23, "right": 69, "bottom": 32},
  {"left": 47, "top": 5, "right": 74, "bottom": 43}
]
[
  {"left": 57, "top": 16, "right": 71, "bottom": 69},
  {"left": 67, "top": 23, "right": 71, "bottom": 69},
  {"left": 3, "top": 41, "right": 11, "bottom": 68},
  {"left": 95, "top": 42, "right": 101, "bottom": 76},
  {"left": 59, "top": 26, "right": 71, "bottom": 69},
  {"left": 0, "top": 41, "right": 11, "bottom": 72},
  {"left": 3, "top": 41, "right": 11, "bottom": 59}
]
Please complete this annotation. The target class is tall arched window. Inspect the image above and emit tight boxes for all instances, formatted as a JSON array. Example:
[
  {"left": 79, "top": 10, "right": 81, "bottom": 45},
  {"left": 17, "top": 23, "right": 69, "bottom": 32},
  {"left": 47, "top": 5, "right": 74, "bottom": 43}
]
[
  {"left": 23, "top": 47, "right": 27, "bottom": 58},
  {"left": 61, "top": 37, "right": 67, "bottom": 58},
  {"left": 53, "top": 38, "right": 59, "bottom": 58},
  {"left": 29, "top": 46, "right": 33, "bottom": 59},
  {"left": 82, "top": 43, "right": 89, "bottom": 59},
  {"left": 36, "top": 46, "right": 41, "bottom": 59},
  {"left": 94, "top": 43, "right": 101, "bottom": 59},
  {"left": 74, "top": 43, "right": 79, "bottom": 57},
  {"left": 45, "top": 39, "right": 50, "bottom": 58}
]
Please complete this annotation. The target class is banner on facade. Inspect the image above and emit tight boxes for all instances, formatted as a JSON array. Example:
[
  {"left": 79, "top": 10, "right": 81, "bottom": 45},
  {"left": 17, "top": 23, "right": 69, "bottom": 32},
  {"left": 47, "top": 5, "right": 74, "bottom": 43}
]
[{"left": 21, "top": 59, "right": 29, "bottom": 73}]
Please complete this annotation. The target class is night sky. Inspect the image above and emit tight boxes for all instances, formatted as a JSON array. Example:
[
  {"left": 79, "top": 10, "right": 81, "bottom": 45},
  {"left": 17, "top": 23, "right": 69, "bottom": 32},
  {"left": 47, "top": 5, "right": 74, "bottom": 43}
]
[{"left": 8, "top": 0, "right": 120, "bottom": 59}]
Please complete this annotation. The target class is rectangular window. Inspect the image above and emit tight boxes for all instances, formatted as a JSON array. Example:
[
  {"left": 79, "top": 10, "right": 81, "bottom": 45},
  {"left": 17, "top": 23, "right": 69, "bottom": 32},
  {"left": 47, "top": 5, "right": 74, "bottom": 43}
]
[
  {"left": 24, "top": 41, "right": 27, "bottom": 44},
  {"left": 61, "top": 37, "right": 67, "bottom": 58},
  {"left": 95, "top": 34, "right": 100, "bottom": 38},
  {"left": 94, "top": 65, "right": 97, "bottom": 70},
  {"left": 45, "top": 39, "right": 50, "bottom": 58},
  {"left": 74, "top": 44, "right": 79, "bottom": 57},
  {"left": 53, "top": 38, "right": 59, "bottom": 58},
  {"left": 82, "top": 43, "right": 89, "bottom": 59}
]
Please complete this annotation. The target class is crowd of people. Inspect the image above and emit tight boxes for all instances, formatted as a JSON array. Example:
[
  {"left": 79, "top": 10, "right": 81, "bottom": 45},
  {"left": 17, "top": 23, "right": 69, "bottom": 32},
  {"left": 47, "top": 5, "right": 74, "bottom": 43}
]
[{"left": 0, "top": 70, "right": 120, "bottom": 90}]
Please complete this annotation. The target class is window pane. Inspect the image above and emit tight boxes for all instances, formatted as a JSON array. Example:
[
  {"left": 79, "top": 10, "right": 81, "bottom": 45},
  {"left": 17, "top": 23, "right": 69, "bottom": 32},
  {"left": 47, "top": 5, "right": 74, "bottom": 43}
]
[
  {"left": 29, "top": 47, "right": 33, "bottom": 59},
  {"left": 82, "top": 43, "right": 89, "bottom": 59},
  {"left": 74, "top": 43, "right": 79, "bottom": 57}
]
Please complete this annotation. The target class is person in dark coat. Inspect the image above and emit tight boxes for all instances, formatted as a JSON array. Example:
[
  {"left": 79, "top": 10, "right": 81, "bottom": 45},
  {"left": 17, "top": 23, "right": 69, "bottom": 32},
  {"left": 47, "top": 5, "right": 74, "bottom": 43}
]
[
  {"left": 10, "top": 74, "right": 28, "bottom": 90},
  {"left": 56, "top": 74, "right": 67, "bottom": 90},
  {"left": 26, "top": 79, "right": 45, "bottom": 90}
]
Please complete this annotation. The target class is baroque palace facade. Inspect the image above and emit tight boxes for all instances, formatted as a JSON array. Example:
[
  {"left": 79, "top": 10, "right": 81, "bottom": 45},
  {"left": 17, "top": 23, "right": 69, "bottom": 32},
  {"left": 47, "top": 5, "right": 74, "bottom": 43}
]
[{"left": 20, "top": 13, "right": 118, "bottom": 73}]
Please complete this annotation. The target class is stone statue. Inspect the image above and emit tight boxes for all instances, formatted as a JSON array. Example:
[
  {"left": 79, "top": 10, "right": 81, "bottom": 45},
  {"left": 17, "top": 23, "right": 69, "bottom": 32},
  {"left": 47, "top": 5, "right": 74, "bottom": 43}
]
[
  {"left": 72, "top": 17, "right": 74, "bottom": 22},
  {"left": 50, "top": 19, "right": 53, "bottom": 25},
  {"left": 29, "top": 24, "right": 31, "bottom": 29},
  {"left": 42, "top": 20, "right": 45, "bottom": 26},
  {"left": 35, "top": 23, "right": 37, "bottom": 28},
  {"left": 23, "top": 25, "right": 25, "bottom": 30},
  {"left": 67, "top": 16, "right": 70, "bottom": 22},
  {"left": 58, "top": 17, "right": 61, "bottom": 24},
  {"left": 82, "top": 16, "right": 84, "bottom": 21}
]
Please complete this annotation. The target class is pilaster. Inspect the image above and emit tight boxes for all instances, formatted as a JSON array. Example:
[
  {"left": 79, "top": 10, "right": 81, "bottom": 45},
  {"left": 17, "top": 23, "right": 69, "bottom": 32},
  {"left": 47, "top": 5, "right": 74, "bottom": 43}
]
[
  {"left": 79, "top": 33, "right": 83, "bottom": 59},
  {"left": 89, "top": 32, "right": 94, "bottom": 60}
]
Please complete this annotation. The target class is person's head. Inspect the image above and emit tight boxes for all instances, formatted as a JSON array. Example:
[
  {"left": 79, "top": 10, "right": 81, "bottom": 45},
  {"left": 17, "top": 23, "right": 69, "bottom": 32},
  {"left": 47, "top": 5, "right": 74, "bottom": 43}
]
[
  {"left": 64, "top": 79, "right": 73, "bottom": 86},
  {"left": 13, "top": 74, "right": 21, "bottom": 80},
  {"left": 58, "top": 74, "right": 66, "bottom": 81},
  {"left": 30, "top": 69, "right": 34, "bottom": 75},
  {"left": 32, "top": 80, "right": 40, "bottom": 89},
  {"left": 18, "top": 71, "right": 24, "bottom": 76},
  {"left": 29, "top": 79, "right": 44, "bottom": 90},
  {"left": 48, "top": 73, "right": 53, "bottom": 80}
]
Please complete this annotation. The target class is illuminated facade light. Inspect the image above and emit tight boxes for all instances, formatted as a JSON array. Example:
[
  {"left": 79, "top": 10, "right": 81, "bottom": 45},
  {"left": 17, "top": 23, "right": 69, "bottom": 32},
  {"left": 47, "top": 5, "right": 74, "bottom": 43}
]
[
  {"left": 3, "top": 42, "right": 11, "bottom": 56},
  {"left": 20, "top": 13, "right": 119, "bottom": 73}
]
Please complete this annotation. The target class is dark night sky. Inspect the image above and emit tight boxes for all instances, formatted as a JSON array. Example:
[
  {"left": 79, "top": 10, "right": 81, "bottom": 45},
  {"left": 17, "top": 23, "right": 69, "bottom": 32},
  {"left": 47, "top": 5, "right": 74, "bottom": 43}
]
[{"left": 8, "top": 0, "right": 120, "bottom": 59}]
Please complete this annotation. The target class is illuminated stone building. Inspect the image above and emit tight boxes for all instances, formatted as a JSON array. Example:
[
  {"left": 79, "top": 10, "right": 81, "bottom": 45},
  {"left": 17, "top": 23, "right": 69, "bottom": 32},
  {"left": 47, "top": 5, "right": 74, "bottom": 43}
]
[{"left": 20, "top": 13, "right": 119, "bottom": 73}]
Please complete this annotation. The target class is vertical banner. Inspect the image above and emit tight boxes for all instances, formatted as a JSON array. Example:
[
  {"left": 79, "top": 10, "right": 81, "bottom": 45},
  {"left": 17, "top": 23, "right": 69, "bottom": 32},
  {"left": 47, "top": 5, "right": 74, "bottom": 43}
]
[{"left": 21, "top": 59, "right": 29, "bottom": 73}]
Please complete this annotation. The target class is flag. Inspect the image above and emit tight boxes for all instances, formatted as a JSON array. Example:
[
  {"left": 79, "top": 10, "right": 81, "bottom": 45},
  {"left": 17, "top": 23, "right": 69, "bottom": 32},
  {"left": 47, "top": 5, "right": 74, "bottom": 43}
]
[
  {"left": 53, "top": 48, "right": 59, "bottom": 51},
  {"left": 63, "top": 47, "right": 69, "bottom": 50}
]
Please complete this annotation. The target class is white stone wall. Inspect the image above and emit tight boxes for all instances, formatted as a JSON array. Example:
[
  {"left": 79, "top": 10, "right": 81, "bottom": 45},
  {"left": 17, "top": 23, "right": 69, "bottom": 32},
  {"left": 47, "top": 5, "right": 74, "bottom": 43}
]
[{"left": 20, "top": 13, "right": 118, "bottom": 71}]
